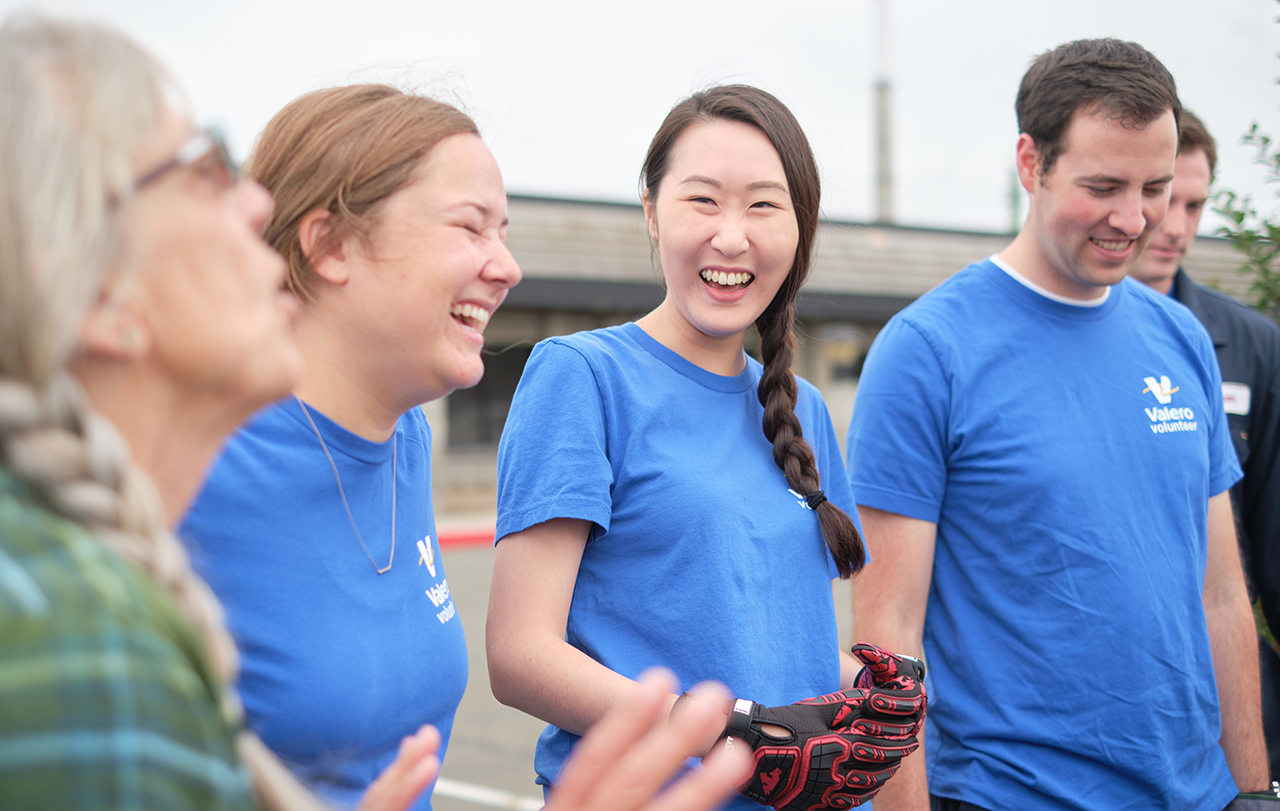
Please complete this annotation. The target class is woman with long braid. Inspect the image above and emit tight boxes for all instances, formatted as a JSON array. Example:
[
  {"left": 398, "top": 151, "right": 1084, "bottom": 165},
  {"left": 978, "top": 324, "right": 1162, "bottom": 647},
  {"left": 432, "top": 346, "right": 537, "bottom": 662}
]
[
  {"left": 488, "top": 86, "right": 924, "bottom": 811},
  {"left": 0, "top": 16, "right": 750, "bottom": 811}
]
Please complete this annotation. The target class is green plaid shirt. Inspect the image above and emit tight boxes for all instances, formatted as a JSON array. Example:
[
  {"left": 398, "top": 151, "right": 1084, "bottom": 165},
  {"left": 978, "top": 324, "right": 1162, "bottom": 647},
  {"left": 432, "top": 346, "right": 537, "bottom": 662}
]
[{"left": 0, "top": 468, "right": 257, "bottom": 810}]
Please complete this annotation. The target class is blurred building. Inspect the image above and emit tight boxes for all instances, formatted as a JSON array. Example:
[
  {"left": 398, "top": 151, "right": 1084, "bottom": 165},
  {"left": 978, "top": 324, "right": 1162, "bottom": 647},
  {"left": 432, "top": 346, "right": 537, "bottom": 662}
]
[{"left": 429, "top": 194, "right": 1252, "bottom": 515}]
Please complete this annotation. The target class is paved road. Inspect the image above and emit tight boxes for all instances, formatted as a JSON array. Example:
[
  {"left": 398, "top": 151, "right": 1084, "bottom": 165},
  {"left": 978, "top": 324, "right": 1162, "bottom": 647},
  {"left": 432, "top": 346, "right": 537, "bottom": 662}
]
[
  {"left": 432, "top": 543, "right": 856, "bottom": 810},
  {"left": 434, "top": 544, "right": 545, "bottom": 810}
]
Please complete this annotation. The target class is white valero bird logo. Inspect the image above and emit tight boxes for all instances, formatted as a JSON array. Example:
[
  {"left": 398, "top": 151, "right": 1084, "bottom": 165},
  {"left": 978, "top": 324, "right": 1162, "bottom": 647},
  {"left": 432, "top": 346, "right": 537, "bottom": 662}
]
[
  {"left": 417, "top": 538, "right": 437, "bottom": 577},
  {"left": 1142, "top": 376, "right": 1179, "bottom": 405},
  {"left": 787, "top": 488, "right": 810, "bottom": 510}
]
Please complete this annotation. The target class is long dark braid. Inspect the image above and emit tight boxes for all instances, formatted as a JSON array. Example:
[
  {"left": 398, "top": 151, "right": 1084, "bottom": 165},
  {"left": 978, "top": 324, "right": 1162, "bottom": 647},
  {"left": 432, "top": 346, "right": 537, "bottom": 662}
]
[
  {"left": 756, "top": 297, "right": 864, "bottom": 577},
  {"left": 641, "top": 85, "right": 865, "bottom": 577}
]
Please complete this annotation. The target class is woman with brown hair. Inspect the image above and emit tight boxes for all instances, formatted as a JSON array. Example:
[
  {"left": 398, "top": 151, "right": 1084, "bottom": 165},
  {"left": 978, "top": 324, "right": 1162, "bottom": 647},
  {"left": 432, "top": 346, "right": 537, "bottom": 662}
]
[
  {"left": 176, "top": 84, "right": 516, "bottom": 809},
  {"left": 487, "top": 86, "right": 924, "bottom": 810}
]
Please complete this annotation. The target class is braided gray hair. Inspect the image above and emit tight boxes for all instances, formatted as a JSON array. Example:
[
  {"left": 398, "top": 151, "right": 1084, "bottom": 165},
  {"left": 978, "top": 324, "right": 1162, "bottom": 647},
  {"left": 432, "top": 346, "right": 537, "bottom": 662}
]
[{"left": 0, "top": 15, "right": 325, "bottom": 811}]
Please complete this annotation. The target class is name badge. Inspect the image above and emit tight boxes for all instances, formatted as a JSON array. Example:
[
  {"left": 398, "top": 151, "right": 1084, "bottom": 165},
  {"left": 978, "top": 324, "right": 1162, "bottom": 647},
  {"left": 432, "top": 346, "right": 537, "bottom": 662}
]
[{"left": 1222, "top": 382, "right": 1251, "bottom": 416}]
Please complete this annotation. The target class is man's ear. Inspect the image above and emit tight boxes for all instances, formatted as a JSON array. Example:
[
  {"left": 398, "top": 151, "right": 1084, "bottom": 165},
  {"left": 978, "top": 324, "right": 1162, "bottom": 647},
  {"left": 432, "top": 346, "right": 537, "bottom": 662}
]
[
  {"left": 642, "top": 188, "right": 658, "bottom": 242},
  {"left": 1014, "top": 133, "right": 1042, "bottom": 193},
  {"left": 79, "top": 277, "right": 150, "bottom": 361},
  {"left": 298, "top": 208, "right": 349, "bottom": 285}
]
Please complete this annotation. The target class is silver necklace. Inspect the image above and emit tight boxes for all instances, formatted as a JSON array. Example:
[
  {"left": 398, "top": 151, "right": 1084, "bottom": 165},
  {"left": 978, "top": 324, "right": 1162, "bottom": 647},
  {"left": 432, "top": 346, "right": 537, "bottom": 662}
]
[{"left": 296, "top": 397, "right": 395, "bottom": 575}]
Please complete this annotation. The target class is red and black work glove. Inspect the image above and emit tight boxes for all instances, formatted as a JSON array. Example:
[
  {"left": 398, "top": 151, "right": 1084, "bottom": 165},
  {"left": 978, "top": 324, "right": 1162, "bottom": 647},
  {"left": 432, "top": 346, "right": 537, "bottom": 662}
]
[{"left": 723, "top": 644, "right": 926, "bottom": 811}]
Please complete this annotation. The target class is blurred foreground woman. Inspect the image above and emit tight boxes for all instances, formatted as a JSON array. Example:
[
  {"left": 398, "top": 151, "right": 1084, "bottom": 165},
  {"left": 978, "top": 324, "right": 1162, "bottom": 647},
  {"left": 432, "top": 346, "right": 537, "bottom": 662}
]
[
  {"left": 0, "top": 15, "right": 746, "bottom": 811},
  {"left": 0, "top": 15, "right": 325, "bottom": 811}
]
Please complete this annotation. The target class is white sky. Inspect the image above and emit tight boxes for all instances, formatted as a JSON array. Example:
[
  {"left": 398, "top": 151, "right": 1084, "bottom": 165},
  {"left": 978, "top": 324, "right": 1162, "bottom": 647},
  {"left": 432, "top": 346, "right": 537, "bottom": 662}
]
[{"left": 9, "top": 0, "right": 1280, "bottom": 234}]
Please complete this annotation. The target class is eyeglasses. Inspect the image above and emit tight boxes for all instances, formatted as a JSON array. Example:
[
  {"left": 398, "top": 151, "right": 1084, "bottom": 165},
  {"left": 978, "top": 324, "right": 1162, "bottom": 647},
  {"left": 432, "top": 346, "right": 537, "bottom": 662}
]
[{"left": 133, "top": 126, "right": 239, "bottom": 191}]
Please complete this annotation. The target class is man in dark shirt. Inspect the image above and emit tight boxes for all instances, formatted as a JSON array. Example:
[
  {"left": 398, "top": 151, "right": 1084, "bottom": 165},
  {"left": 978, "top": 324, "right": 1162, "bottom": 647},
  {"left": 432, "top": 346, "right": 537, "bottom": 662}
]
[{"left": 1130, "top": 109, "right": 1280, "bottom": 777}]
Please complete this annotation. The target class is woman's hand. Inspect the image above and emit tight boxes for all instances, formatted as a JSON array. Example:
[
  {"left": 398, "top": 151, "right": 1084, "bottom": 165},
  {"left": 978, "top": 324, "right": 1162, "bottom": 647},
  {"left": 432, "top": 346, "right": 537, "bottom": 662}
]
[
  {"left": 357, "top": 671, "right": 748, "bottom": 811},
  {"left": 546, "top": 669, "right": 751, "bottom": 811},
  {"left": 358, "top": 725, "right": 441, "bottom": 811}
]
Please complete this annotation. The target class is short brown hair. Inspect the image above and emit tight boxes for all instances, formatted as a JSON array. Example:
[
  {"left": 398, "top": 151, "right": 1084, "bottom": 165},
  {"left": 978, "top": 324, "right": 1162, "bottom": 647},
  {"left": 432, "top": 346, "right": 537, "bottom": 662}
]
[
  {"left": 247, "top": 84, "right": 478, "bottom": 299},
  {"left": 1178, "top": 109, "right": 1217, "bottom": 178},
  {"left": 1016, "top": 38, "right": 1181, "bottom": 176}
]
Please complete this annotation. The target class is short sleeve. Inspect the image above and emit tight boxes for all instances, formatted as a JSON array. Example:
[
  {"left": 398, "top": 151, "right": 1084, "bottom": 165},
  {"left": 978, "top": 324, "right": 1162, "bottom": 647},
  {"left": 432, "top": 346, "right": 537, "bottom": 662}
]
[
  {"left": 496, "top": 340, "right": 615, "bottom": 541},
  {"left": 845, "top": 317, "right": 951, "bottom": 523}
]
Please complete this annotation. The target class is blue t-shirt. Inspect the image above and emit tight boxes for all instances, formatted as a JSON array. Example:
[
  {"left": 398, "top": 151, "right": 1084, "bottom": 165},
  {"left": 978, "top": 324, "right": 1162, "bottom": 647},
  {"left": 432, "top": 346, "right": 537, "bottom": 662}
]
[
  {"left": 181, "top": 398, "right": 467, "bottom": 811},
  {"left": 847, "top": 258, "right": 1243, "bottom": 811},
  {"left": 496, "top": 322, "right": 857, "bottom": 806}
]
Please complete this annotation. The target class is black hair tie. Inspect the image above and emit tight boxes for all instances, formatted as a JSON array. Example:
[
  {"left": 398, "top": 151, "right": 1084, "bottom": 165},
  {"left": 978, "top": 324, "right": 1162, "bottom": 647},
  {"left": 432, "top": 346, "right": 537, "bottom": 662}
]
[{"left": 805, "top": 490, "right": 827, "bottom": 510}]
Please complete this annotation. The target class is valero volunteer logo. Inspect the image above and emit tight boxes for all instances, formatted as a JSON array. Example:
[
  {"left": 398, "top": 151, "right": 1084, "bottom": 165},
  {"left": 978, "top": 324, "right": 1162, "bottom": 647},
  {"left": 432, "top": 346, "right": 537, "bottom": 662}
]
[
  {"left": 1142, "top": 375, "right": 1198, "bottom": 435},
  {"left": 417, "top": 536, "right": 456, "bottom": 624},
  {"left": 787, "top": 488, "right": 811, "bottom": 510},
  {"left": 1142, "top": 375, "right": 1178, "bottom": 404},
  {"left": 416, "top": 537, "right": 437, "bottom": 577}
]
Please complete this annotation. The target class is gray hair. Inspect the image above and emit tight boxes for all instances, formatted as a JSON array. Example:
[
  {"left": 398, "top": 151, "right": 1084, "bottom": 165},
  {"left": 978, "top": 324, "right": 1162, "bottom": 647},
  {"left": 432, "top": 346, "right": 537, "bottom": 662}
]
[
  {"left": 0, "top": 16, "right": 325, "bottom": 811},
  {"left": 0, "top": 14, "right": 176, "bottom": 381}
]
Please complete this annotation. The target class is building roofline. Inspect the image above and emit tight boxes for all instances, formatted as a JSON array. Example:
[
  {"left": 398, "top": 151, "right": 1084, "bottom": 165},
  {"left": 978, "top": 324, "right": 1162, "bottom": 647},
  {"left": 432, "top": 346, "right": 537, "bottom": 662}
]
[{"left": 505, "top": 192, "right": 1230, "bottom": 245}]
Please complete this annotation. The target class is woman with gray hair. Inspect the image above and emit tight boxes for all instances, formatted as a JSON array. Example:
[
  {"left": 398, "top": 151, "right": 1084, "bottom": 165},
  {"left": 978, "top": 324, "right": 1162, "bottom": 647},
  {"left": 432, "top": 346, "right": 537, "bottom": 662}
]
[
  {"left": 0, "top": 14, "right": 324, "bottom": 810},
  {"left": 0, "top": 14, "right": 746, "bottom": 811}
]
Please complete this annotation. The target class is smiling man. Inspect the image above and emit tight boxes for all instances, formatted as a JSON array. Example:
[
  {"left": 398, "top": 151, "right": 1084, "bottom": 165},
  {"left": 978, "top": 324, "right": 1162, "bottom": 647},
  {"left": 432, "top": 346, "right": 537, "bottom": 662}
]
[
  {"left": 846, "top": 40, "right": 1270, "bottom": 810},
  {"left": 1130, "top": 110, "right": 1280, "bottom": 781}
]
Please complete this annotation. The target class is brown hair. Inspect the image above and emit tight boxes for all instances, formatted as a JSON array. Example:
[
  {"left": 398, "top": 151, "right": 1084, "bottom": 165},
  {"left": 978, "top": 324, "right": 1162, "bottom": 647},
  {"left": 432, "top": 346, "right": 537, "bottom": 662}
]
[
  {"left": 640, "top": 85, "right": 864, "bottom": 577},
  {"left": 1178, "top": 109, "right": 1217, "bottom": 178},
  {"left": 1016, "top": 38, "right": 1181, "bottom": 176},
  {"left": 246, "top": 84, "right": 478, "bottom": 299}
]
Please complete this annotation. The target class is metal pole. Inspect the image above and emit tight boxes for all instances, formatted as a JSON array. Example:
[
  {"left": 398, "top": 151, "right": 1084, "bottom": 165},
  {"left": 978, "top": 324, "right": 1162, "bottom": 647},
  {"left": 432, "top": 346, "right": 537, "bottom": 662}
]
[{"left": 874, "top": 0, "right": 893, "bottom": 224}]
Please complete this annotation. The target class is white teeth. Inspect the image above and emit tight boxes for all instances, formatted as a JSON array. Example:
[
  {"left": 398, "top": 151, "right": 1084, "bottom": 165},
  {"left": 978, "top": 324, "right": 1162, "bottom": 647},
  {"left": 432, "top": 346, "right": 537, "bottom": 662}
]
[
  {"left": 1092, "top": 238, "right": 1130, "bottom": 252},
  {"left": 449, "top": 303, "right": 492, "bottom": 328},
  {"left": 700, "top": 269, "right": 754, "bottom": 286}
]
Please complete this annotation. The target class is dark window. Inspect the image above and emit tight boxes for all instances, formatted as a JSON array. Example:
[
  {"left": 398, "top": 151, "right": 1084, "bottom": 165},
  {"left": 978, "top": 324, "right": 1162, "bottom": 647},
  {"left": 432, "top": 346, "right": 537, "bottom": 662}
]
[
  {"left": 447, "top": 344, "right": 533, "bottom": 448},
  {"left": 832, "top": 349, "right": 867, "bottom": 381}
]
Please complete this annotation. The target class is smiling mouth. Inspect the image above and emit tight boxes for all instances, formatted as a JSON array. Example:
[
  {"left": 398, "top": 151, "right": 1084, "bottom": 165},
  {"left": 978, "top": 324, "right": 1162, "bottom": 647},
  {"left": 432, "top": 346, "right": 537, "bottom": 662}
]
[
  {"left": 1091, "top": 238, "right": 1132, "bottom": 253},
  {"left": 450, "top": 303, "right": 492, "bottom": 333},
  {"left": 700, "top": 269, "right": 755, "bottom": 289}
]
